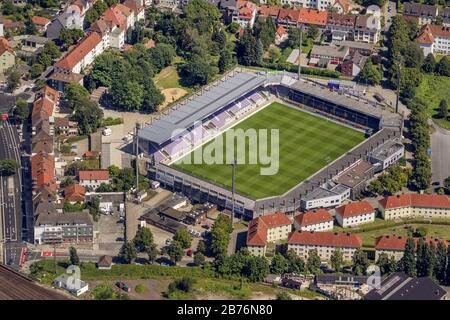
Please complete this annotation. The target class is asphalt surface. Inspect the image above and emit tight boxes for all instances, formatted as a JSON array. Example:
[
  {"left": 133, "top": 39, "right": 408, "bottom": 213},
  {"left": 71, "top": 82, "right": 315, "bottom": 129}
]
[
  {"left": 431, "top": 124, "right": 450, "bottom": 186},
  {"left": 0, "top": 120, "right": 24, "bottom": 268}
]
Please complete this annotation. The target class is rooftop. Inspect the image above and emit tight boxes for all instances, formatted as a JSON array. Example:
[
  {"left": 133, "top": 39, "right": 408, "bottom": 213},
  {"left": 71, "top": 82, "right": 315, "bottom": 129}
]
[
  {"left": 287, "top": 230, "right": 362, "bottom": 248},
  {"left": 335, "top": 200, "right": 374, "bottom": 218},
  {"left": 336, "top": 160, "right": 373, "bottom": 188},
  {"left": 35, "top": 210, "right": 93, "bottom": 226},
  {"left": 79, "top": 170, "right": 110, "bottom": 181},
  {"left": 294, "top": 209, "right": 333, "bottom": 226},
  {"left": 369, "top": 139, "right": 404, "bottom": 161},
  {"left": 379, "top": 194, "right": 450, "bottom": 210}
]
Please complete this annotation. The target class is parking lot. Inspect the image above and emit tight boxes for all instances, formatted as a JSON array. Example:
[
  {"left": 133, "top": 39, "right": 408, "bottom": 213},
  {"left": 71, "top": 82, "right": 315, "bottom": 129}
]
[{"left": 97, "top": 213, "right": 125, "bottom": 254}]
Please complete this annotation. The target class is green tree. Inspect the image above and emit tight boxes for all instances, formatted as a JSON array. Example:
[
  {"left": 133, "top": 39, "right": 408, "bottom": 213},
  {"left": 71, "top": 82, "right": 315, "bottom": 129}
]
[
  {"left": 69, "top": 246, "right": 80, "bottom": 266},
  {"left": 6, "top": 70, "right": 21, "bottom": 93},
  {"left": 436, "top": 56, "right": 450, "bottom": 76},
  {"left": 330, "top": 248, "right": 344, "bottom": 272},
  {"left": 268, "top": 46, "right": 281, "bottom": 63},
  {"left": 59, "top": 27, "right": 85, "bottom": 47},
  {"left": 182, "top": 54, "right": 216, "bottom": 86},
  {"left": 276, "top": 291, "right": 292, "bottom": 300},
  {"left": 193, "top": 252, "right": 205, "bottom": 266},
  {"left": 173, "top": 229, "right": 192, "bottom": 249},
  {"left": 146, "top": 243, "right": 159, "bottom": 263},
  {"left": 164, "top": 241, "right": 184, "bottom": 265},
  {"left": 197, "top": 240, "right": 206, "bottom": 254},
  {"left": 352, "top": 249, "right": 369, "bottom": 275},
  {"left": 30, "top": 63, "right": 44, "bottom": 79},
  {"left": 421, "top": 53, "right": 436, "bottom": 73},
  {"left": 218, "top": 49, "right": 235, "bottom": 74},
  {"left": 306, "top": 249, "right": 321, "bottom": 274},
  {"left": 285, "top": 249, "right": 306, "bottom": 273},
  {"left": 210, "top": 215, "right": 232, "bottom": 257},
  {"left": 403, "top": 43, "right": 424, "bottom": 69},
  {"left": 236, "top": 29, "right": 263, "bottom": 66},
  {"left": 270, "top": 254, "right": 289, "bottom": 275},
  {"left": 13, "top": 98, "right": 29, "bottom": 124},
  {"left": 253, "top": 16, "right": 276, "bottom": 49},
  {"left": 133, "top": 227, "right": 154, "bottom": 252},
  {"left": 243, "top": 256, "right": 269, "bottom": 282},
  {"left": 0, "top": 160, "right": 19, "bottom": 176},
  {"left": 439, "top": 99, "right": 448, "bottom": 119},
  {"left": 358, "top": 60, "right": 381, "bottom": 85},
  {"left": 400, "top": 236, "right": 416, "bottom": 277},
  {"left": 120, "top": 241, "right": 137, "bottom": 264},
  {"left": 445, "top": 246, "right": 450, "bottom": 285}
]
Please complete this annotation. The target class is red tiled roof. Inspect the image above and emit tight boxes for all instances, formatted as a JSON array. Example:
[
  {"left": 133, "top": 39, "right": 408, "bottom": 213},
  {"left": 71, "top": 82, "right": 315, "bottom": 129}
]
[
  {"left": 298, "top": 8, "right": 328, "bottom": 26},
  {"left": 41, "top": 86, "right": 60, "bottom": 104},
  {"left": 379, "top": 194, "right": 450, "bottom": 210},
  {"left": 294, "top": 209, "right": 333, "bottom": 226},
  {"left": 33, "top": 97, "right": 54, "bottom": 118},
  {"left": 103, "top": 7, "right": 127, "bottom": 29},
  {"left": 276, "top": 25, "right": 286, "bottom": 37},
  {"left": 0, "top": 37, "right": 14, "bottom": 56},
  {"left": 83, "top": 151, "right": 99, "bottom": 158},
  {"left": 79, "top": 170, "right": 110, "bottom": 181},
  {"left": 333, "top": 0, "right": 350, "bottom": 13},
  {"left": 64, "top": 183, "right": 86, "bottom": 203},
  {"left": 124, "top": 0, "right": 144, "bottom": 14},
  {"left": 246, "top": 212, "right": 291, "bottom": 246},
  {"left": 258, "top": 5, "right": 280, "bottom": 19},
  {"left": 31, "top": 16, "right": 51, "bottom": 26},
  {"left": 288, "top": 231, "right": 362, "bottom": 248},
  {"left": 327, "top": 13, "right": 356, "bottom": 27},
  {"left": 425, "top": 24, "right": 450, "bottom": 38},
  {"left": 31, "top": 152, "right": 55, "bottom": 181},
  {"left": 375, "top": 235, "right": 449, "bottom": 251},
  {"left": 32, "top": 140, "right": 54, "bottom": 154},
  {"left": 114, "top": 3, "right": 132, "bottom": 18},
  {"left": 278, "top": 8, "right": 301, "bottom": 22},
  {"left": 55, "top": 32, "right": 102, "bottom": 71},
  {"left": 335, "top": 201, "right": 374, "bottom": 219}
]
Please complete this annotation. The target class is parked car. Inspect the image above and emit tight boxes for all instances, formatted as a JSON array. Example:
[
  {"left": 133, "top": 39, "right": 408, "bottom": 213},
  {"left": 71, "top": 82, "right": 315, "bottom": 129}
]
[
  {"left": 186, "top": 249, "right": 193, "bottom": 257},
  {"left": 165, "top": 238, "right": 172, "bottom": 245},
  {"left": 115, "top": 281, "right": 130, "bottom": 292}
]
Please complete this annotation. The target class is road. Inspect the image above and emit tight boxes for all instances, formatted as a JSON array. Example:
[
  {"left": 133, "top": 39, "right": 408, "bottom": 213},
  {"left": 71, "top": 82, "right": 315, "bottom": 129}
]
[
  {"left": 383, "top": 1, "right": 397, "bottom": 32},
  {"left": 0, "top": 120, "right": 24, "bottom": 268},
  {"left": 431, "top": 124, "right": 450, "bottom": 186}
]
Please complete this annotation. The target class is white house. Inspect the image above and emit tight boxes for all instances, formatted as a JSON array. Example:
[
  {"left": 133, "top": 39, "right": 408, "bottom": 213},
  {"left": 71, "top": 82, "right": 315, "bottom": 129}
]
[
  {"left": 335, "top": 200, "right": 375, "bottom": 228},
  {"left": 417, "top": 24, "right": 450, "bottom": 56},
  {"left": 79, "top": 170, "right": 110, "bottom": 190},
  {"left": 293, "top": 208, "right": 334, "bottom": 232}
]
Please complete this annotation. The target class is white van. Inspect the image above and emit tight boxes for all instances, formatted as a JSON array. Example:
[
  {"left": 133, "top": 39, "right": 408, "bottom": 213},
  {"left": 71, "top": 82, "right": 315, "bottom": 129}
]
[{"left": 102, "top": 128, "right": 112, "bottom": 136}]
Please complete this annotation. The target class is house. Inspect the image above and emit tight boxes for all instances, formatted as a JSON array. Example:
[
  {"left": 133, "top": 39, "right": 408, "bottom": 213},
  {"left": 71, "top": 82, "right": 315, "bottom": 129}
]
[
  {"left": 0, "top": 18, "right": 24, "bottom": 35},
  {"left": 417, "top": 24, "right": 450, "bottom": 56},
  {"left": 326, "top": 13, "right": 356, "bottom": 42},
  {"left": 53, "top": 270, "right": 89, "bottom": 296},
  {"left": 293, "top": 208, "right": 334, "bottom": 232},
  {"left": 64, "top": 183, "right": 86, "bottom": 203},
  {"left": 340, "top": 52, "right": 367, "bottom": 77},
  {"left": 34, "top": 201, "right": 62, "bottom": 218},
  {"left": 403, "top": 2, "right": 438, "bottom": 26},
  {"left": 275, "top": 25, "right": 288, "bottom": 45},
  {"left": 0, "top": 37, "right": 15, "bottom": 74},
  {"left": 21, "top": 35, "right": 48, "bottom": 54},
  {"left": 31, "top": 16, "right": 51, "bottom": 33},
  {"left": 374, "top": 235, "right": 448, "bottom": 261},
  {"left": 48, "top": 70, "right": 84, "bottom": 92},
  {"left": 55, "top": 117, "right": 78, "bottom": 137},
  {"left": 31, "top": 152, "right": 56, "bottom": 193},
  {"left": 332, "top": 0, "right": 350, "bottom": 14},
  {"left": 378, "top": 194, "right": 450, "bottom": 220},
  {"left": 232, "top": 0, "right": 257, "bottom": 28},
  {"left": 85, "top": 192, "right": 126, "bottom": 215},
  {"left": 79, "top": 170, "right": 110, "bottom": 189},
  {"left": 276, "top": 8, "right": 301, "bottom": 28},
  {"left": 34, "top": 210, "right": 94, "bottom": 245},
  {"left": 298, "top": 8, "right": 328, "bottom": 29},
  {"left": 353, "top": 15, "right": 380, "bottom": 44},
  {"left": 246, "top": 212, "right": 292, "bottom": 257},
  {"left": 287, "top": 231, "right": 362, "bottom": 261},
  {"left": 310, "top": 45, "right": 349, "bottom": 65},
  {"left": 33, "top": 185, "right": 58, "bottom": 208},
  {"left": 335, "top": 200, "right": 375, "bottom": 228},
  {"left": 97, "top": 255, "right": 113, "bottom": 270},
  {"left": 364, "top": 272, "right": 447, "bottom": 300},
  {"left": 123, "top": 0, "right": 146, "bottom": 22}
]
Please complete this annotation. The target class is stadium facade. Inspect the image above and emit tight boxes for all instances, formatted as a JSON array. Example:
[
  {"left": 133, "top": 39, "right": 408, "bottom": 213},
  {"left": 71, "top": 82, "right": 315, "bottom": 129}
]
[{"left": 137, "top": 69, "right": 403, "bottom": 218}]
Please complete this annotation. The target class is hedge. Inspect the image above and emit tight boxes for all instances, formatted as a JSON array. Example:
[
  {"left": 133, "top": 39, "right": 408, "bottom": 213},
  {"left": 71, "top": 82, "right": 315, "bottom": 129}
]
[{"left": 260, "top": 61, "right": 341, "bottom": 79}]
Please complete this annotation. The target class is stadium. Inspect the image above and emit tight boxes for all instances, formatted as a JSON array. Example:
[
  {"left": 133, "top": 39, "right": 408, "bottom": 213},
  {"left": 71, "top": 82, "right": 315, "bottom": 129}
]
[{"left": 137, "top": 69, "right": 403, "bottom": 218}]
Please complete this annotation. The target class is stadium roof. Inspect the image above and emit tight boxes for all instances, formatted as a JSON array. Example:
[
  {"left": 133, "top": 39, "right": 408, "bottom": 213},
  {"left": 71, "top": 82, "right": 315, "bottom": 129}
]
[{"left": 138, "top": 72, "right": 266, "bottom": 145}]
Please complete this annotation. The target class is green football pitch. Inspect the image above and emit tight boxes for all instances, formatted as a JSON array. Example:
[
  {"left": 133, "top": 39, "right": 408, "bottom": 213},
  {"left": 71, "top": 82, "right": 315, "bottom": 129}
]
[{"left": 172, "top": 102, "right": 365, "bottom": 199}]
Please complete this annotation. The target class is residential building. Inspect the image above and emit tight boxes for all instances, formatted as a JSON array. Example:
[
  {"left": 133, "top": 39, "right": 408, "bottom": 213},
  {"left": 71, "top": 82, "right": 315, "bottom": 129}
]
[
  {"left": 85, "top": 192, "right": 126, "bottom": 215},
  {"left": 287, "top": 231, "right": 362, "bottom": 261},
  {"left": 368, "top": 139, "right": 404, "bottom": 173},
  {"left": 232, "top": 0, "right": 257, "bottom": 28},
  {"left": 326, "top": 13, "right": 356, "bottom": 42},
  {"left": 261, "top": 0, "right": 349, "bottom": 13},
  {"left": 55, "top": 117, "right": 79, "bottom": 137},
  {"left": 21, "top": 35, "right": 48, "bottom": 53},
  {"left": 275, "top": 25, "right": 288, "bottom": 45},
  {"left": 31, "top": 152, "right": 56, "bottom": 193},
  {"left": 334, "top": 40, "right": 374, "bottom": 56},
  {"left": 246, "top": 212, "right": 292, "bottom": 256},
  {"left": 297, "top": 8, "right": 328, "bottom": 29},
  {"left": 403, "top": 2, "right": 438, "bottom": 26},
  {"left": 0, "top": 37, "right": 15, "bottom": 74},
  {"left": 64, "top": 184, "right": 86, "bottom": 204},
  {"left": 335, "top": 200, "right": 375, "bottom": 228},
  {"left": 31, "top": 16, "right": 51, "bottom": 33},
  {"left": 417, "top": 24, "right": 450, "bottom": 56},
  {"left": 364, "top": 272, "right": 447, "bottom": 300},
  {"left": 374, "top": 235, "right": 448, "bottom": 261},
  {"left": 79, "top": 170, "right": 110, "bottom": 189},
  {"left": 332, "top": 0, "right": 349, "bottom": 14},
  {"left": 353, "top": 15, "right": 380, "bottom": 44},
  {"left": 34, "top": 210, "right": 94, "bottom": 245},
  {"left": 379, "top": 194, "right": 450, "bottom": 220},
  {"left": 340, "top": 52, "right": 368, "bottom": 77},
  {"left": 293, "top": 208, "right": 334, "bottom": 232}
]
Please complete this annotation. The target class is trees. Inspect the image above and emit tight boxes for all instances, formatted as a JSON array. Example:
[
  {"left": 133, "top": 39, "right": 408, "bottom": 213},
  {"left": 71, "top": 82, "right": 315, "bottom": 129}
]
[
  {"left": 352, "top": 249, "right": 369, "bottom": 275},
  {"left": 85, "top": 0, "right": 108, "bottom": 27},
  {"left": 6, "top": 70, "right": 21, "bottom": 93},
  {"left": 120, "top": 241, "right": 137, "bottom": 264},
  {"left": 330, "top": 248, "right": 343, "bottom": 272},
  {"left": 146, "top": 243, "right": 159, "bottom": 263},
  {"left": 285, "top": 249, "right": 306, "bottom": 273},
  {"left": 30, "top": 63, "right": 44, "bottom": 79},
  {"left": 193, "top": 252, "right": 205, "bottom": 266},
  {"left": 182, "top": 54, "right": 217, "bottom": 86},
  {"left": 415, "top": 237, "right": 426, "bottom": 277},
  {"left": 59, "top": 28, "right": 84, "bottom": 47},
  {"left": 306, "top": 249, "right": 321, "bottom": 274},
  {"left": 400, "top": 236, "right": 416, "bottom": 277},
  {"left": 218, "top": 49, "right": 235, "bottom": 74},
  {"left": 197, "top": 241, "right": 206, "bottom": 255},
  {"left": 435, "top": 56, "right": 450, "bottom": 76},
  {"left": 236, "top": 30, "right": 263, "bottom": 66},
  {"left": 421, "top": 53, "right": 436, "bottom": 73},
  {"left": 276, "top": 291, "right": 292, "bottom": 300},
  {"left": 445, "top": 246, "right": 450, "bottom": 286},
  {"left": 358, "top": 60, "right": 381, "bottom": 86},
  {"left": 270, "top": 254, "right": 289, "bottom": 275},
  {"left": 403, "top": 43, "right": 424, "bottom": 69},
  {"left": 148, "top": 43, "right": 176, "bottom": 72},
  {"left": 366, "top": 165, "right": 411, "bottom": 196},
  {"left": 210, "top": 215, "right": 233, "bottom": 257},
  {"left": 173, "top": 229, "right": 192, "bottom": 249},
  {"left": 377, "top": 253, "right": 397, "bottom": 275},
  {"left": 253, "top": 16, "right": 276, "bottom": 50},
  {"left": 439, "top": 99, "right": 448, "bottom": 119},
  {"left": 133, "top": 227, "right": 154, "bottom": 252},
  {"left": 164, "top": 241, "right": 184, "bottom": 265},
  {"left": 242, "top": 256, "right": 269, "bottom": 282},
  {"left": 13, "top": 98, "right": 29, "bottom": 124},
  {"left": 69, "top": 247, "right": 80, "bottom": 266},
  {"left": 0, "top": 160, "right": 19, "bottom": 176}
]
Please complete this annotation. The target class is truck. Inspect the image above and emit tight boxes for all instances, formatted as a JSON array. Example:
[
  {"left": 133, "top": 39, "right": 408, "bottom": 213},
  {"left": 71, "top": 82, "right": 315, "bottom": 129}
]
[{"left": 102, "top": 128, "right": 112, "bottom": 136}]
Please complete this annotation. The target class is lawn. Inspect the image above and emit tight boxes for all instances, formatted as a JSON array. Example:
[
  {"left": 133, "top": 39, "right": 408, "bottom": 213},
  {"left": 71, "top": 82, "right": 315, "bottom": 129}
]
[
  {"left": 154, "top": 66, "right": 182, "bottom": 90},
  {"left": 172, "top": 102, "right": 365, "bottom": 199},
  {"left": 415, "top": 74, "right": 450, "bottom": 130}
]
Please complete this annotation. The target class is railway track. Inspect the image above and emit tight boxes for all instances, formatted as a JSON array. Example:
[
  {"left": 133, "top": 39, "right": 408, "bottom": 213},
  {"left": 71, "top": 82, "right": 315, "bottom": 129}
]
[{"left": 0, "top": 264, "right": 68, "bottom": 300}]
